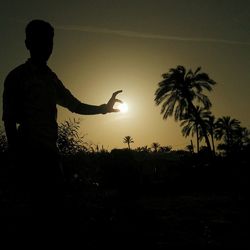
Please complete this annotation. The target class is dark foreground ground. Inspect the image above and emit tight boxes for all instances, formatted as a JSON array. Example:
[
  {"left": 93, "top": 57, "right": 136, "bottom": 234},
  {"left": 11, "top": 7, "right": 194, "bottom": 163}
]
[
  {"left": 0, "top": 150, "right": 249, "bottom": 247},
  {"left": 75, "top": 188, "right": 248, "bottom": 249},
  {"left": 1, "top": 185, "right": 248, "bottom": 248}
]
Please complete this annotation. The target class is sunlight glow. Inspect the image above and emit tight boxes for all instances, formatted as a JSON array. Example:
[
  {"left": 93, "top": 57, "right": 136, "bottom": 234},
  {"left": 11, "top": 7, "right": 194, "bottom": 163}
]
[{"left": 118, "top": 102, "right": 128, "bottom": 113}]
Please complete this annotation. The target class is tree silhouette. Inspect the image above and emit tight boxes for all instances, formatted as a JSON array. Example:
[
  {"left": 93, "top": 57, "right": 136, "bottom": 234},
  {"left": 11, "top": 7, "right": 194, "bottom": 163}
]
[
  {"left": 159, "top": 145, "right": 172, "bottom": 153},
  {"left": 135, "top": 145, "right": 150, "bottom": 152},
  {"left": 123, "top": 136, "right": 134, "bottom": 149},
  {"left": 186, "top": 142, "right": 194, "bottom": 153},
  {"left": 154, "top": 65, "right": 216, "bottom": 152},
  {"left": 181, "top": 106, "right": 211, "bottom": 153},
  {"left": 204, "top": 114, "right": 217, "bottom": 155},
  {"left": 151, "top": 142, "right": 160, "bottom": 152},
  {"left": 239, "top": 127, "right": 250, "bottom": 148},
  {"left": 215, "top": 116, "right": 241, "bottom": 154}
]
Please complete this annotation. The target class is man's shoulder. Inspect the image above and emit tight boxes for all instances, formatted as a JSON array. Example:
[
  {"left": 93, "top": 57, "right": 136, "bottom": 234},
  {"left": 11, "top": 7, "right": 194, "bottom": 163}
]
[
  {"left": 5, "top": 62, "right": 29, "bottom": 82},
  {"left": 45, "top": 65, "right": 59, "bottom": 79}
]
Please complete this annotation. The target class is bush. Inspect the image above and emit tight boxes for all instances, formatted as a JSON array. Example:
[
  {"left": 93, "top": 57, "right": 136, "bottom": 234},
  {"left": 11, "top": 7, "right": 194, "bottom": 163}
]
[{"left": 57, "top": 118, "right": 88, "bottom": 155}]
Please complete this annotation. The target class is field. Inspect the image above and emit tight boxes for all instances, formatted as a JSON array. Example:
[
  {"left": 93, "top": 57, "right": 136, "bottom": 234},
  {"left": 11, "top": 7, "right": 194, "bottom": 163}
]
[{"left": 0, "top": 150, "right": 249, "bottom": 247}]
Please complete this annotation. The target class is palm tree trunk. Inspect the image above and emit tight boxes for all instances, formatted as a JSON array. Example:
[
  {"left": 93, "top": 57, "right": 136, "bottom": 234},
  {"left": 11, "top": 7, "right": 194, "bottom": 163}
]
[
  {"left": 211, "top": 132, "right": 215, "bottom": 155},
  {"left": 188, "top": 101, "right": 212, "bottom": 153},
  {"left": 128, "top": 142, "right": 130, "bottom": 149},
  {"left": 198, "top": 118, "right": 212, "bottom": 152},
  {"left": 190, "top": 140, "right": 194, "bottom": 153},
  {"left": 195, "top": 123, "right": 199, "bottom": 153}
]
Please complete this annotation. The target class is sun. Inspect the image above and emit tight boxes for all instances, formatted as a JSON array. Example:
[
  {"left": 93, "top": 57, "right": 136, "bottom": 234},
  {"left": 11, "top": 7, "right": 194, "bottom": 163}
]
[{"left": 118, "top": 102, "right": 128, "bottom": 113}]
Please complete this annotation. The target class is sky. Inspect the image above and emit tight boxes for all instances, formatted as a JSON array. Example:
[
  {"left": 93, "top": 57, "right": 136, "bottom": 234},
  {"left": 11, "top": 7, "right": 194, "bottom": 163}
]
[{"left": 0, "top": 0, "right": 250, "bottom": 150}]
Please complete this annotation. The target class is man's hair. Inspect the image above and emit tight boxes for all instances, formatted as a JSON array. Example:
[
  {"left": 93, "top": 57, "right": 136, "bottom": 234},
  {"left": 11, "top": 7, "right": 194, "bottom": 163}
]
[{"left": 25, "top": 20, "right": 54, "bottom": 41}]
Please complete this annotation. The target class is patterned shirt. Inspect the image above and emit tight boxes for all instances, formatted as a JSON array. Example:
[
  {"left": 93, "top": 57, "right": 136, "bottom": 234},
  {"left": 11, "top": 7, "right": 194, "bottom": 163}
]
[{"left": 2, "top": 59, "right": 81, "bottom": 152}]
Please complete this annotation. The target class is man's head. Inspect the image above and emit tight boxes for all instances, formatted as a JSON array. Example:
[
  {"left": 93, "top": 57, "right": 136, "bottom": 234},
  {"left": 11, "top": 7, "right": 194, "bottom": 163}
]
[{"left": 25, "top": 20, "right": 54, "bottom": 63}]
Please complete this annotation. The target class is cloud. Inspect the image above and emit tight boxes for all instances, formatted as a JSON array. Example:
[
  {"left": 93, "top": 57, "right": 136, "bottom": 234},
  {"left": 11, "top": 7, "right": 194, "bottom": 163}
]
[{"left": 56, "top": 25, "right": 250, "bottom": 46}]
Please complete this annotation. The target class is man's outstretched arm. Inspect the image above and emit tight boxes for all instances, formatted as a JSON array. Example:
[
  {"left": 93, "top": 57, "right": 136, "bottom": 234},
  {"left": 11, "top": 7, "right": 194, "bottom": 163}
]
[
  {"left": 73, "top": 90, "right": 123, "bottom": 115},
  {"left": 55, "top": 75, "right": 123, "bottom": 115}
]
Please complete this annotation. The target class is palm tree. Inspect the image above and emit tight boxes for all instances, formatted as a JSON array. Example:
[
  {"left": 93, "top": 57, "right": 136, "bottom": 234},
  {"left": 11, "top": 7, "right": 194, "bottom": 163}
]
[
  {"left": 239, "top": 127, "right": 250, "bottom": 147},
  {"left": 154, "top": 65, "right": 216, "bottom": 152},
  {"left": 181, "top": 113, "right": 200, "bottom": 153},
  {"left": 180, "top": 106, "right": 210, "bottom": 153},
  {"left": 123, "top": 136, "right": 134, "bottom": 149},
  {"left": 215, "top": 116, "right": 241, "bottom": 152},
  {"left": 204, "top": 114, "right": 216, "bottom": 155}
]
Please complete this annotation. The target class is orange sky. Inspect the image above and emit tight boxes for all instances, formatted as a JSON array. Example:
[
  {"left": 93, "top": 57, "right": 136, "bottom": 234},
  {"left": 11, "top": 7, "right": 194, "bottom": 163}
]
[{"left": 1, "top": 0, "right": 250, "bottom": 150}]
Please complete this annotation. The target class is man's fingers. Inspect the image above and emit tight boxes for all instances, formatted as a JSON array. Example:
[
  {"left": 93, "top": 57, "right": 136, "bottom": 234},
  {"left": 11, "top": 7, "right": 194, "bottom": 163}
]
[
  {"left": 107, "top": 98, "right": 122, "bottom": 106},
  {"left": 115, "top": 99, "right": 123, "bottom": 104},
  {"left": 106, "top": 90, "right": 123, "bottom": 113},
  {"left": 112, "top": 90, "right": 122, "bottom": 98}
]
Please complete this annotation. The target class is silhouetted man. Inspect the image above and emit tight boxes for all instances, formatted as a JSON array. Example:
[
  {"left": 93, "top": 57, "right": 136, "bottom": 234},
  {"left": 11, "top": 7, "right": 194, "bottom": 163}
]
[{"left": 2, "top": 19, "right": 122, "bottom": 237}]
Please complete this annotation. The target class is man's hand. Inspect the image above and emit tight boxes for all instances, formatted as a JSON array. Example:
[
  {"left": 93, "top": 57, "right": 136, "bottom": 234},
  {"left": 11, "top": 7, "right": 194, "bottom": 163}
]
[
  {"left": 4, "top": 120, "right": 18, "bottom": 153},
  {"left": 101, "top": 90, "right": 123, "bottom": 114}
]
